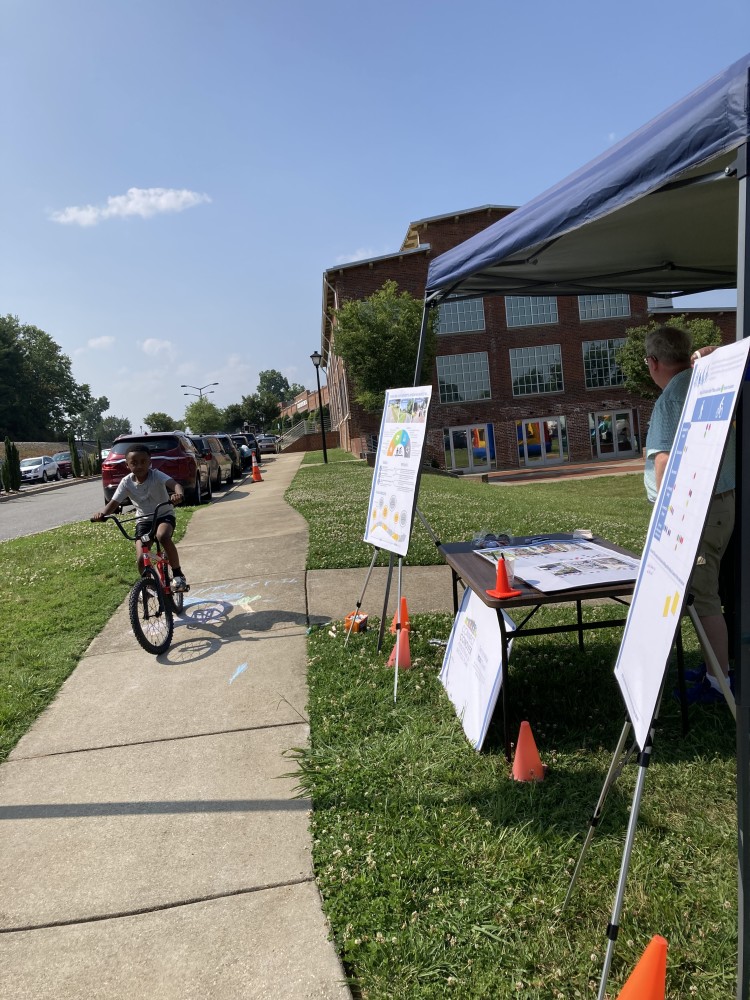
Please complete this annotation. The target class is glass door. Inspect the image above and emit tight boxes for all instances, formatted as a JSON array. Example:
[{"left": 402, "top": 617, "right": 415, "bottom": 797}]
[
  {"left": 591, "top": 409, "right": 637, "bottom": 459},
  {"left": 443, "top": 424, "right": 492, "bottom": 473},
  {"left": 515, "top": 417, "right": 567, "bottom": 466}
]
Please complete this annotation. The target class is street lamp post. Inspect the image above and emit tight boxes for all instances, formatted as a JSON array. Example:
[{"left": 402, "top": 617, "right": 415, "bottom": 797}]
[
  {"left": 309, "top": 350, "right": 328, "bottom": 464},
  {"left": 180, "top": 382, "right": 219, "bottom": 399}
]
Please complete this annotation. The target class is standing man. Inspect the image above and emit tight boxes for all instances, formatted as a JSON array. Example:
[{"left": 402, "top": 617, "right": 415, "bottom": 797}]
[{"left": 644, "top": 326, "right": 735, "bottom": 704}]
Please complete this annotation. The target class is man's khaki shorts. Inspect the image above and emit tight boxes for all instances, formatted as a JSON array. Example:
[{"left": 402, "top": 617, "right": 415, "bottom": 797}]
[{"left": 690, "top": 490, "right": 735, "bottom": 617}]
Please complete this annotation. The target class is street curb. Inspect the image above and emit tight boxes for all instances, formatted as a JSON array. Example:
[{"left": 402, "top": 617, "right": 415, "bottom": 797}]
[{"left": 0, "top": 476, "right": 96, "bottom": 503}]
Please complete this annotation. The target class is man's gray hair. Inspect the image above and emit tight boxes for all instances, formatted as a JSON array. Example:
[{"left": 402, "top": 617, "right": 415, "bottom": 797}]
[{"left": 645, "top": 325, "right": 692, "bottom": 365}]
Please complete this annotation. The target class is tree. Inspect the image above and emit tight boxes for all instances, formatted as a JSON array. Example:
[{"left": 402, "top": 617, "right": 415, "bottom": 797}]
[
  {"left": 184, "top": 398, "right": 223, "bottom": 434},
  {"left": 68, "top": 432, "right": 82, "bottom": 477},
  {"left": 220, "top": 403, "right": 246, "bottom": 432},
  {"left": 331, "top": 280, "right": 436, "bottom": 412},
  {"left": 144, "top": 412, "right": 178, "bottom": 432},
  {"left": 2, "top": 437, "right": 21, "bottom": 492},
  {"left": 0, "top": 315, "right": 83, "bottom": 438},
  {"left": 76, "top": 393, "right": 110, "bottom": 439},
  {"left": 618, "top": 315, "right": 724, "bottom": 399},
  {"left": 258, "top": 370, "right": 304, "bottom": 406},
  {"left": 98, "top": 416, "right": 132, "bottom": 443}
]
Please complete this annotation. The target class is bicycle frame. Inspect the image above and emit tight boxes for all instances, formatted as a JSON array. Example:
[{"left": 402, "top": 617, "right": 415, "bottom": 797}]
[{"left": 94, "top": 501, "right": 183, "bottom": 655}]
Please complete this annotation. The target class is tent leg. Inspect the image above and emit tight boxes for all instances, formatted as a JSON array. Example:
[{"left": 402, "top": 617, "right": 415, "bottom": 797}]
[{"left": 736, "top": 139, "right": 750, "bottom": 1000}]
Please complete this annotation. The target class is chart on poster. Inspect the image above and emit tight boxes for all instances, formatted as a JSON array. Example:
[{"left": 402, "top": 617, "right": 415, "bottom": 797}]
[
  {"left": 364, "top": 386, "right": 432, "bottom": 557},
  {"left": 615, "top": 339, "right": 750, "bottom": 750}
]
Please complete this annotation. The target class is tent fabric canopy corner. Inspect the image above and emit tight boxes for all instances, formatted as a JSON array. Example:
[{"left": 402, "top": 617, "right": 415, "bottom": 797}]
[{"left": 426, "top": 52, "right": 750, "bottom": 301}]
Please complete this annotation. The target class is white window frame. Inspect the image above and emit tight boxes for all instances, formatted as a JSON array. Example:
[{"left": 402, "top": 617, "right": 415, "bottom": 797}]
[{"left": 505, "top": 295, "right": 558, "bottom": 328}]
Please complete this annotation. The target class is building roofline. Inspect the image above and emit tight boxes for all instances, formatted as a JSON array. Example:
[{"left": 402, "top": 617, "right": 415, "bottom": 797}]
[
  {"left": 323, "top": 243, "right": 430, "bottom": 275},
  {"left": 406, "top": 204, "right": 517, "bottom": 228}
]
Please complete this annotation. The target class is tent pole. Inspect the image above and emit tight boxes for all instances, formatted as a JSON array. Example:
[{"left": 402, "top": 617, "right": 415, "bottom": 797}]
[
  {"left": 413, "top": 298, "right": 435, "bottom": 386},
  {"left": 736, "top": 138, "right": 750, "bottom": 1000}
]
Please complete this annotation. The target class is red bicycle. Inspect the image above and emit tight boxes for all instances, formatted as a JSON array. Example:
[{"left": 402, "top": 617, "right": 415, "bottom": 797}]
[{"left": 93, "top": 501, "right": 188, "bottom": 654}]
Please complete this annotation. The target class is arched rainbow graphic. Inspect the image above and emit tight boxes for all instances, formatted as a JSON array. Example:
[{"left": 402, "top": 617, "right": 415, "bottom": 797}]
[{"left": 386, "top": 429, "right": 411, "bottom": 458}]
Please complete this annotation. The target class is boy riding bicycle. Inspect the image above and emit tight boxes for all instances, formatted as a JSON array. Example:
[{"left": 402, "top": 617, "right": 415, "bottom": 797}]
[{"left": 92, "top": 444, "right": 188, "bottom": 591}]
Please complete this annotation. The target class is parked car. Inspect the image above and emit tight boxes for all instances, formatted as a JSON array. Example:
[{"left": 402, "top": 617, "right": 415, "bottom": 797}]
[
  {"left": 102, "top": 432, "right": 210, "bottom": 505},
  {"left": 257, "top": 434, "right": 279, "bottom": 455},
  {"left": 213, "top": 433, "right": 243, "bottom": 478},
  {"left": 231, "top": 432, "right": 261, "bottom": 466},
  {"left": 52, "top": 451, "right": 74, "bottom": 478},
  {"left": 20, "top": 456, "right": 60, "bottom": 483},
  {"left": 184, "top": 436, "right": 214, "bottom": 503},
  {"left": 189, "top": 434, "right": 233, "bottom": 489}
]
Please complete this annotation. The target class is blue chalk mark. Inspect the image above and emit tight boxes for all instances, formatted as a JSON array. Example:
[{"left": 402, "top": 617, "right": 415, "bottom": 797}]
[{"left": 229, "top": 662, "right": 248, "bottom": 685}]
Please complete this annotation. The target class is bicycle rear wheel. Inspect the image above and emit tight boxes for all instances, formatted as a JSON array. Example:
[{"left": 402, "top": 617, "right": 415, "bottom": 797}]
[
  {"left": 163, "top": 561, "right": 185, "bottom": 615},
  {"left": 129, "top": 571, "right": 173, "bottom": 654}
]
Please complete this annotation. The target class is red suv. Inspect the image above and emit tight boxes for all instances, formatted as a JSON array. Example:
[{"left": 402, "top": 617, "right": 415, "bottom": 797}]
[{"left": 102, "top": 432, "right": 210, "bottom": 505}]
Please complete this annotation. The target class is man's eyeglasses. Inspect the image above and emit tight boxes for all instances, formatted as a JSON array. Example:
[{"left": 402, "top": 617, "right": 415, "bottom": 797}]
[{"left": 643, "top": 355, "right": 657, "bottom": 367}]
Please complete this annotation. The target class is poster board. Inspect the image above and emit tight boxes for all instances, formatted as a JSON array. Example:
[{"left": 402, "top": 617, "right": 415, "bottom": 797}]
[
  {"left": 363, "top": 386, "right": 433, "bottom": 557},
  {"left": 440, "top": 587, "right": 516, "bottom": 751},
  {"left": 474, "top": 539, "right": 639, "bottom": 592},
  {"left": 615, "top": 339, "right": 750, "bottom": 750}
]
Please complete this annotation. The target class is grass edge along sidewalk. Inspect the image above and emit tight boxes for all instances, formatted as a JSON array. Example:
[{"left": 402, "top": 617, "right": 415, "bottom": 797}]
[
  {"left": 0, "top": 507, "right": 193, "bottom": 763},
  {"left": 287, "top": 456, "right": 737, "bottom": 999}
]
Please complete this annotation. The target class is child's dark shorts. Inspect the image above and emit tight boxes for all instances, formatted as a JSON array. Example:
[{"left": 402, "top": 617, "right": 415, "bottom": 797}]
[{"left": 136, "top": 513, "right": 176, "bottom": 540}]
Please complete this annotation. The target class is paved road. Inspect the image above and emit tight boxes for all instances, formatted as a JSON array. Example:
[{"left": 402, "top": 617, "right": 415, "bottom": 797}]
[{"left": 0, "top": 479, "right": 103, "bottom": 542}]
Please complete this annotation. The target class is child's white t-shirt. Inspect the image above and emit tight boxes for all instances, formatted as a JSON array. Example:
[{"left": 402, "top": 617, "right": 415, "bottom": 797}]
[{"left": 112, "top": 469, "right": 174, "bottom": 520}]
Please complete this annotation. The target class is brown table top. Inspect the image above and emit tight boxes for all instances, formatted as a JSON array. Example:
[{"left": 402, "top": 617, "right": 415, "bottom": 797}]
[{"left": 439, "top": 535, "right": 638, "bottom": 610}]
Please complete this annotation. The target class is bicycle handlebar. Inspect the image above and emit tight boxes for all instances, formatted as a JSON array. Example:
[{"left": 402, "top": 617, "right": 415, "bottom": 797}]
[{"left": 91, "top": 500, "right": 176, "bottom": 543}]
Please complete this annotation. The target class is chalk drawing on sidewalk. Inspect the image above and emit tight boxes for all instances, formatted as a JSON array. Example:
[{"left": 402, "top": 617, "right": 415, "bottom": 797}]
[{"left": 229, "top": 662, "right": 248, "bottom": 684}]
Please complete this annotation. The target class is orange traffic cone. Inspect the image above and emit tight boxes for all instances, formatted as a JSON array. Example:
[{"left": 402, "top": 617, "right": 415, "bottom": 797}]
[
  {"left": 251, "top": 452, "right": 263, "bottom": 482},
  {"left": 512, "top": 721, "right": 545, "bottom": 781},
  {"left": 390, "top": 596, "right": 410, "bottom": 634},
  {"left": 616, "top": 935, "right": 667, "bottom": 1000},
  {"left": 387, "top": 626, "right": 411, "bottom": 670},
  {"left": 486, "top": 554, "right": 521, "bottom": 599}
]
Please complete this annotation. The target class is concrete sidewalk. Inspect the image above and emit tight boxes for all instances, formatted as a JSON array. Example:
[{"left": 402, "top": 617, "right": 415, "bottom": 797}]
[{"left": 1, "top": 454, "right": 395, "bottom": 1000}]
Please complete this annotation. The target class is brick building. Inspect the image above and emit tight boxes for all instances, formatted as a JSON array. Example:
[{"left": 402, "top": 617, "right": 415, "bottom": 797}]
[{"left": 321, "top": 206, "right": 736, "bottom": 472}]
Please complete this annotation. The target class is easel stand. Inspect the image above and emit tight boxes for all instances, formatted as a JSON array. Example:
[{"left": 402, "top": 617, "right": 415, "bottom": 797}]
[
  {"left": 562, "top": 717, "right": 636, "bottom": 910},
  {"left": 596, "top": 729, "right": 654, "bottom": 999},
  {"left": 393, "top": 556, "right": 404, "bottom": 703},
  {"left": 345, "top": 547, "right": 379, "bottom": 647}
]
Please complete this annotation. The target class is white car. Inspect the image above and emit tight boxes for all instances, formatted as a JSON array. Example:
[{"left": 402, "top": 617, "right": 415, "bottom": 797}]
[{"left": 20, "top": 456, "right": 60, "bottom": 483}]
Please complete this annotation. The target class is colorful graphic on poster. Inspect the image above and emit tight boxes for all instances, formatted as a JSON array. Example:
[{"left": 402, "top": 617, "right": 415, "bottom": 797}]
[
  {"left": 387, "top": 429, "right": 411, "bottom": 458},
  {"left": 364, "top": 386, "right": 433, "bottom": 556},
  {"left": 614, "top": 339, "right": 750, "bottom": 750}
]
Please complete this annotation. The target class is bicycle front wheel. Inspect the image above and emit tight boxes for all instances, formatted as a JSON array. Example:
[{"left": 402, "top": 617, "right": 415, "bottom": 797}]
[{"left": 129, "top": 573, "right": 173, "bottom": 654}]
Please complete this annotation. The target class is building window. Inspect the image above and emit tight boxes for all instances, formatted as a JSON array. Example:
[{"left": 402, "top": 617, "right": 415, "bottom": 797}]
[
  {"left": 437, "top": 352, "right": 491, "bottom": 403},
  {"left": 505, "top": 295, "right": 558, "bottom": 328},
  {"left": 583, "top": 338, "right": 626, "bottom": 388},
  {"left": 510, "top": 345, "right": 563, "bottom": 396},
  {"left": 437, "top": 297, "right": 485, "bottom": 334},
  {"left": 578, "top": 294, "right": 630, "bottom": 320}
]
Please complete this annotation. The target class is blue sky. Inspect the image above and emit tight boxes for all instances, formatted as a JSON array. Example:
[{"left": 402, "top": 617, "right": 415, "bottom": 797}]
[{"left": 2, "top": 0, "right": 748, "bottom": 432}]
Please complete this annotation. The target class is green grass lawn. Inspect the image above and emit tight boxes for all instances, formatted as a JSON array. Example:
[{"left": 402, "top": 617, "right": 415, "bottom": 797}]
[
  {"left": 301, "top": 447, "right": 359, "bottom": 466},
  {"left": 0, "top": 507, "right": 193, "bottom": 762},
  {"left": 287, "top": 463, "right": 651, "bottom": 568},
  {"left": 287, "top": 462, "right": 738, "bottom": 998}
]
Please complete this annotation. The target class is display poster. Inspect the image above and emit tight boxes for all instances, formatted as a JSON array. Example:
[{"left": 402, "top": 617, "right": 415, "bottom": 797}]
[
  {"left": 615, "top": 339, "right": 750, "bottom": 750},
  {"left": 440, "top": 587, "right": 516, "bottom": 751},
  {"left": 363, "top": 386, "right": 433, "bottom": 557},
  {"left": 474, "top": 539, "right": 639, "bottom": 592}
]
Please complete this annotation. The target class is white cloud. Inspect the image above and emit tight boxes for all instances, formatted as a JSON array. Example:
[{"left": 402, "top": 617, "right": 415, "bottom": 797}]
[
  {"left": 88, "top": 335, "right": 115, "bottom": 349},
  {"left": 607, "top": 131, "right": 617, "bottom": 144},
  {"left": 50, "top": 187, "right": 211, "bottom": 226},
  {"left": 139, "top": 338, "right": 176, "bottom": 362}
]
